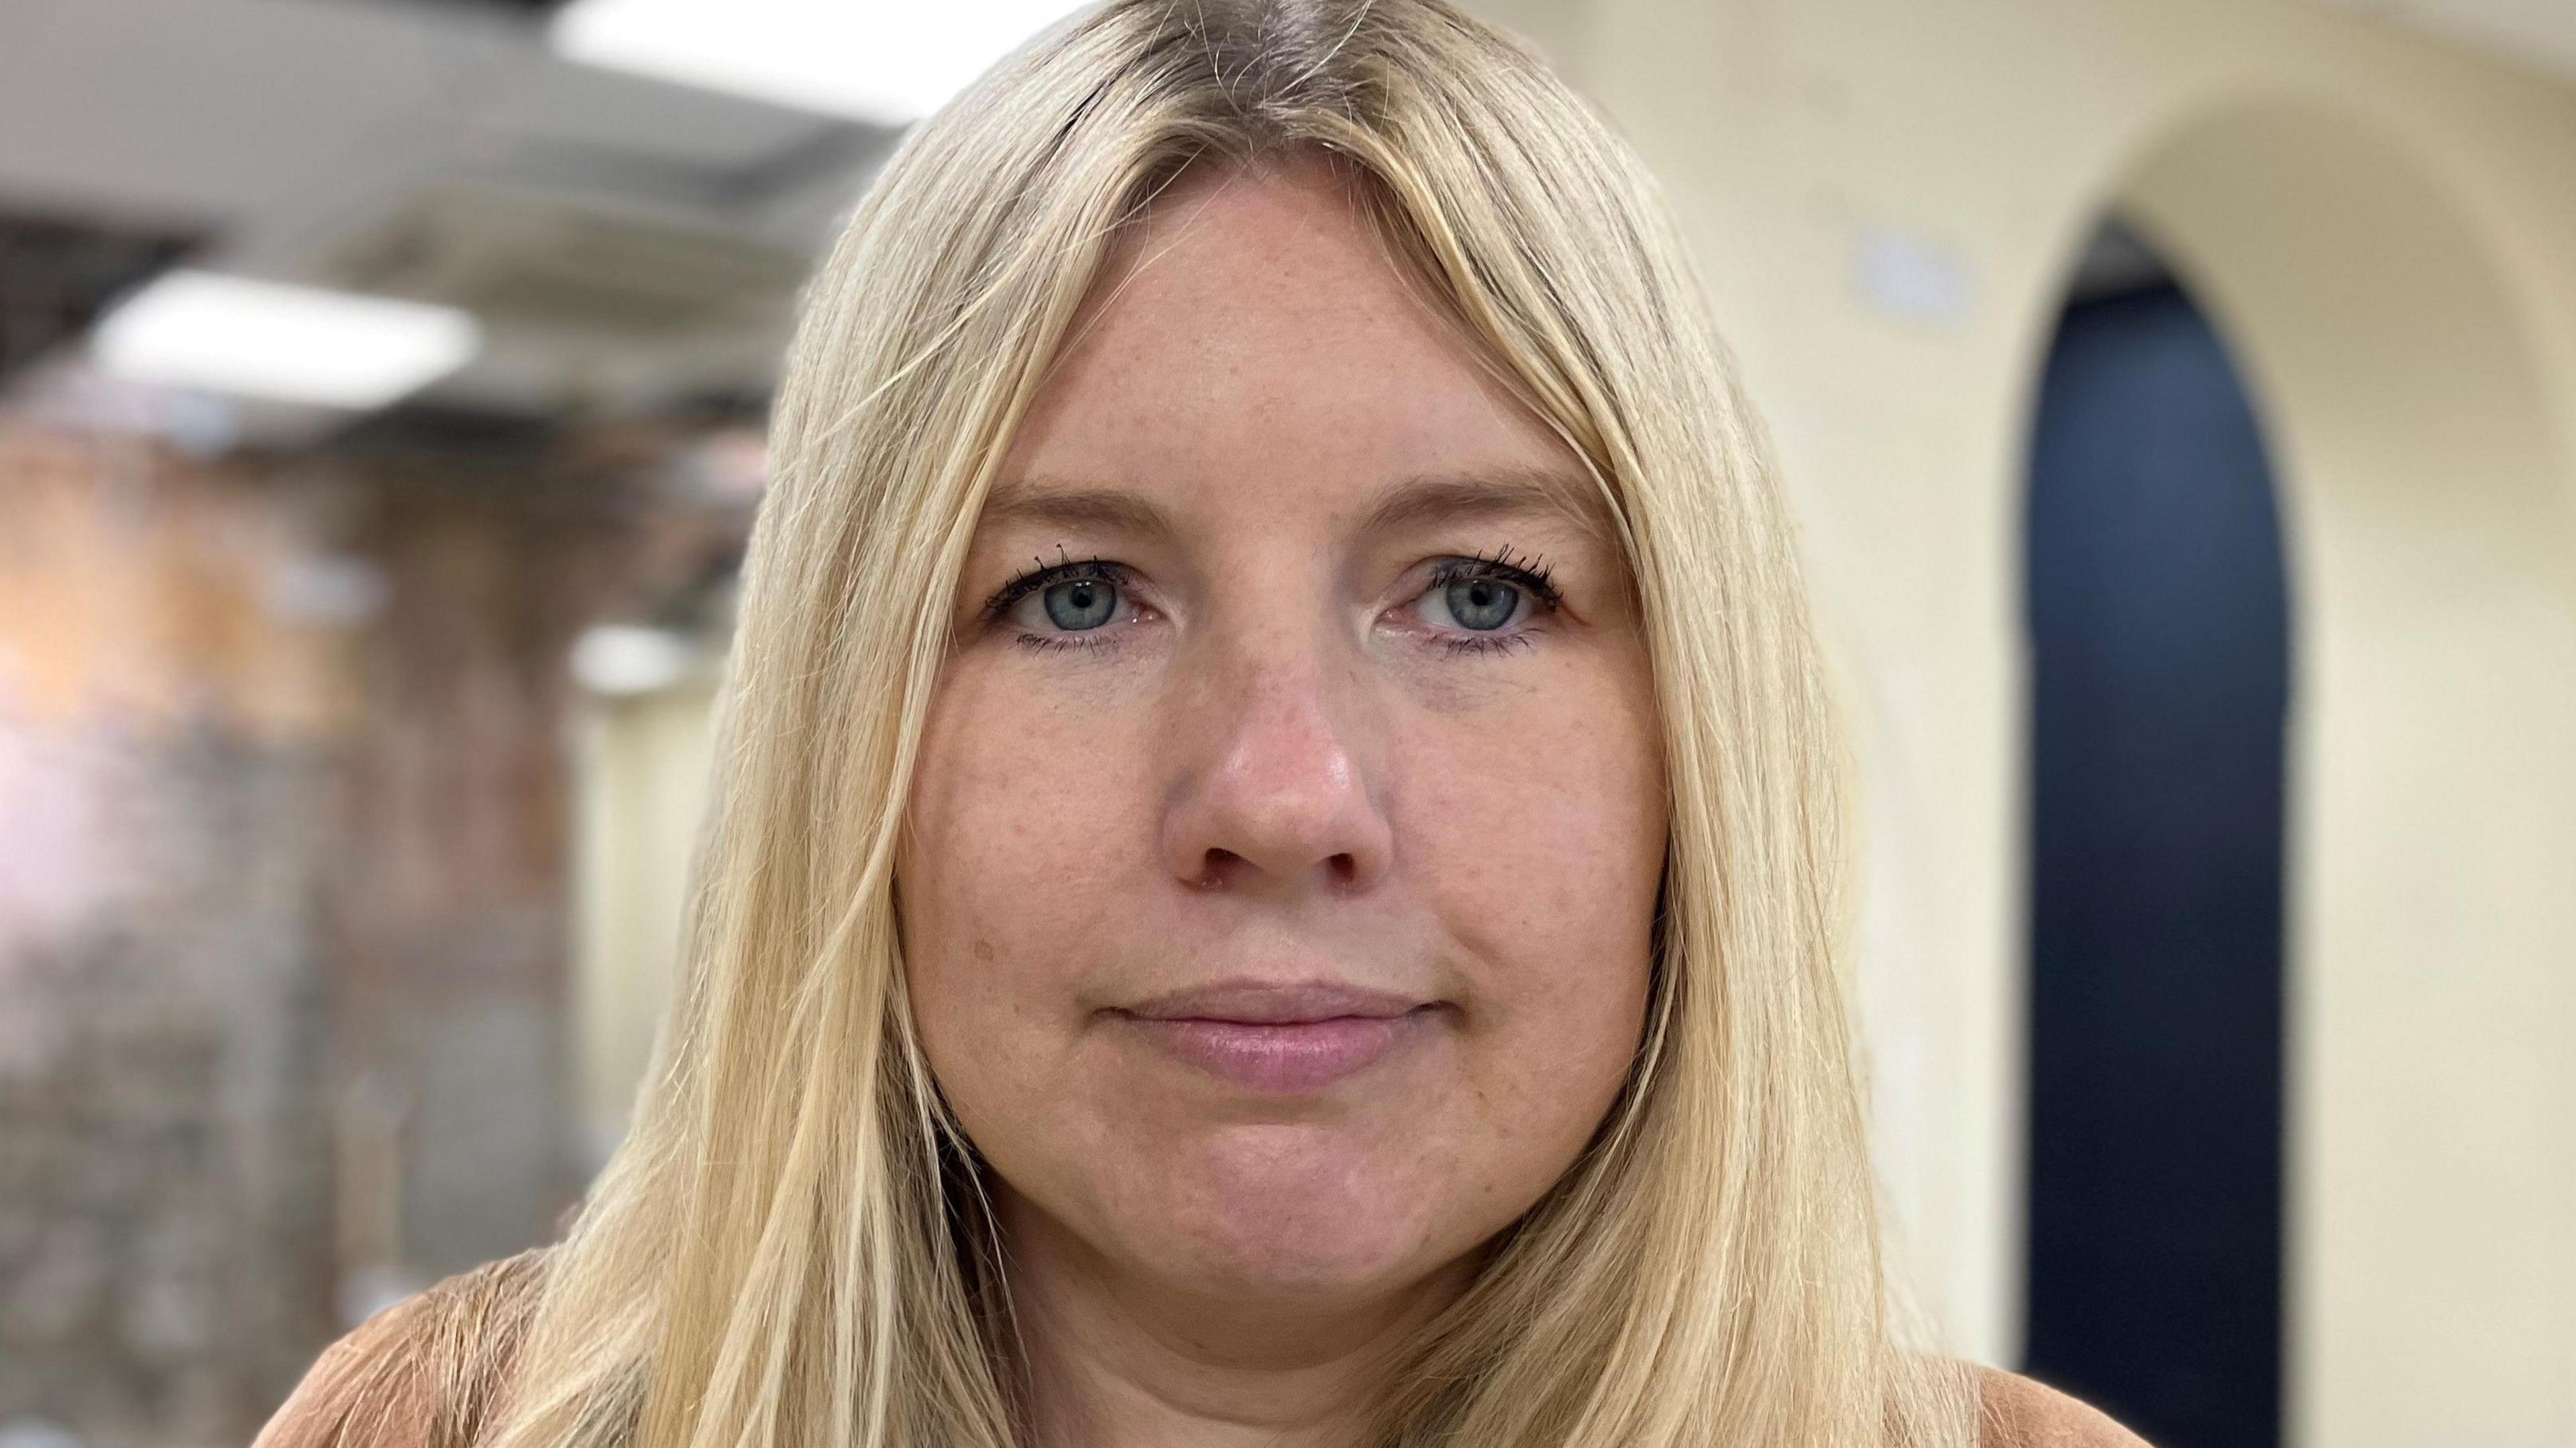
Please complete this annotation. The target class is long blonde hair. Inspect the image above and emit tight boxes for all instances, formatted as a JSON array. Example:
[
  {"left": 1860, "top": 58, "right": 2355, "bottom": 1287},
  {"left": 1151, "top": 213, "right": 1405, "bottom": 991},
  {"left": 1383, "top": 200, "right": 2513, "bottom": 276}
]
[{"left": 486, "top": 3, "right": 1972, "bottom": 1445}]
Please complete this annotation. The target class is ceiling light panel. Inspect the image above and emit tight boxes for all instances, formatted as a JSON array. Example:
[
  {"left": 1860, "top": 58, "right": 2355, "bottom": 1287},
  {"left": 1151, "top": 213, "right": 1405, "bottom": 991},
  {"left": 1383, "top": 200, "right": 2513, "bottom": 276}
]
[
  {"left": 92, "top": 271, "right": 481, "bottom": 410},
  {"left": 551, "top": 0, "right": 1088, "bottom": 125}
]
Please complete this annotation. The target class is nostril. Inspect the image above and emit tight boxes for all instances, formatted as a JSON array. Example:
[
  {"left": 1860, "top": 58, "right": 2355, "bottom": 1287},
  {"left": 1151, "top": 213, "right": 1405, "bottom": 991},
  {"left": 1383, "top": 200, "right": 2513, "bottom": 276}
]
[
  {"left": 1196, "top": 848, "right": 1243, "bottom": 887},
  {"left": 1327, "top": 852, "right": 1357, "bottom": 883}
]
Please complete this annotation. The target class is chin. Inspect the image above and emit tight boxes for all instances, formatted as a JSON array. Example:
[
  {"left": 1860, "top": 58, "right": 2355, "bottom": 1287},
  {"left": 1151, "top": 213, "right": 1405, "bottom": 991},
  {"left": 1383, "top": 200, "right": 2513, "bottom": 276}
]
[{"left": 1135, "top": 1120, "right": 1454, "bottom": 1300}]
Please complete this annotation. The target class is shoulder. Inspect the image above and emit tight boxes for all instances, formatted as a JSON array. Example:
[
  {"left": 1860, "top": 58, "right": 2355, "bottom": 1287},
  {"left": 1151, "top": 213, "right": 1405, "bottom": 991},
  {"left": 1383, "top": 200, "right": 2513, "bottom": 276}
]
[
  {"left": 1976, "top": 1367, "right": 2153, "bottom": 1447},
  {"left": 254, "top": 1249, "right": 551, "bottom": 1448}
]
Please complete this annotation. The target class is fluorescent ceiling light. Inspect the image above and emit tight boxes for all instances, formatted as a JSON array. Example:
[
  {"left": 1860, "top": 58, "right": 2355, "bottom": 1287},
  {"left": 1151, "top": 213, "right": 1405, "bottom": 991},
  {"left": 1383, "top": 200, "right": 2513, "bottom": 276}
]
[
  {"left": 551, "top": 0, "right": 1088, "bottom": 125},
  {"left": 93, "top": 272, "right": 480, "bottom": 410},
  {"left": 572, "top": 625, "right": 697, "bottom": 696}
]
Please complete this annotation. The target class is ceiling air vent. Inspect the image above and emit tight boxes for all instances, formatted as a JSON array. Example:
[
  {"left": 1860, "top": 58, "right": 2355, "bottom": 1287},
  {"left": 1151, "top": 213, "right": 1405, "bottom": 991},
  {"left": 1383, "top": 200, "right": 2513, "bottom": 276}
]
[
  {"left": 0, "top": 211, "right": 199, "bottom": 388},
  {"left": 305, "top": 181, "right": 812, "bottom": 411},
  {"left": 316, "top": 182, "right": 808, "bottom": 340}
]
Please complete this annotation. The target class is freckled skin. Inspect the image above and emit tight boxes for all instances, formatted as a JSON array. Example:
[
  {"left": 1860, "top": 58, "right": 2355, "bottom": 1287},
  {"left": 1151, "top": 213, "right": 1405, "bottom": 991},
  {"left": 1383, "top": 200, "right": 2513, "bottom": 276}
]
[{"left": 897, "top": 161, "right": 1666, "bottom": 1404}]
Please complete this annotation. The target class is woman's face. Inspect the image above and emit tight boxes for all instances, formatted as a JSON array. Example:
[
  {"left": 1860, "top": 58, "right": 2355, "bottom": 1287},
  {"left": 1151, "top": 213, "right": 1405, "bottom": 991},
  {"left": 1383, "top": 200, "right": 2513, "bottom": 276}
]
[{"left": 900, "top": 161, "right": 1665, "bottom": 1317}]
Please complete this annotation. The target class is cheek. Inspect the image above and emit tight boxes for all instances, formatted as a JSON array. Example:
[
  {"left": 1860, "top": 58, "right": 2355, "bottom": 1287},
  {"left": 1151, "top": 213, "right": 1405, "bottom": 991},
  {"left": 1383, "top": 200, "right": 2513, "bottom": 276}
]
[
  {"left": 1399, "top": 656, "right": 1665, "bottom": 1139},
  {"left": 1412, "top": 670, "right": 1664, "bottom": 964},
  {"left": 897, "top": 660, "right": 1151, "bottom": 1112}
]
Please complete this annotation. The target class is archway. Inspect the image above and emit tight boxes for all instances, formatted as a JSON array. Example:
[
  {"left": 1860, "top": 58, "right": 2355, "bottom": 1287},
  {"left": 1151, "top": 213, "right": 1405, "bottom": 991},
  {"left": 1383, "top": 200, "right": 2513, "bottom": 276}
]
[
  {"left": 2023, "top": 225, "right": 2290, "bottom": 1448},
  {"left": 2023, "top": 98, "right": 2576, "bottom": 1448}
]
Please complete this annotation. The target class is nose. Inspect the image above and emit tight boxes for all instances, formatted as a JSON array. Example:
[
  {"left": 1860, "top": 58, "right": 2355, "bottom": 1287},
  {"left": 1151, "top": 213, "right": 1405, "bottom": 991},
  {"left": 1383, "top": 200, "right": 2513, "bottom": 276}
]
[{"left": 1159, "top": 649, "right": 1395, "bottom": 897}]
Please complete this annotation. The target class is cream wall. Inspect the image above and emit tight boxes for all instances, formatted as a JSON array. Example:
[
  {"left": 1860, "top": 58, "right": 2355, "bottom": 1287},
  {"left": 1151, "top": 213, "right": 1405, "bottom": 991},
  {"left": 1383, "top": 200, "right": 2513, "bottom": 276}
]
[
  {"left": 1457, "top": 0, "right": 2576, "bottom": 1441},
  {"left": 571, "top": 679, "right": 719, "bottom": 1169}
]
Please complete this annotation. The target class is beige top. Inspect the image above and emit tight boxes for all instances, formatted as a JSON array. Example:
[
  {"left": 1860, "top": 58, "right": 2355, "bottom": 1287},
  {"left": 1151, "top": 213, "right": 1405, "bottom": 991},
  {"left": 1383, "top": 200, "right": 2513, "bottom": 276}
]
[{"left": 256, "top": 1252, "right": 2149, "bottom": 1448}]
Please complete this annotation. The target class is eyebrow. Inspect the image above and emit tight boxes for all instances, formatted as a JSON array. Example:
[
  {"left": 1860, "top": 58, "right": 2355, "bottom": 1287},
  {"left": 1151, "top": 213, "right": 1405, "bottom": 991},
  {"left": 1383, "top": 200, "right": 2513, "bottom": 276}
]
[
  {"left": 975, "top": 478, "right": 1179, "bottom": 540},
  {"left": 1356, "top": 467, "right": 1605, "bottom": 538},
  {"left": 977, "top": 467, "right": 1603, "bottom": 543}
]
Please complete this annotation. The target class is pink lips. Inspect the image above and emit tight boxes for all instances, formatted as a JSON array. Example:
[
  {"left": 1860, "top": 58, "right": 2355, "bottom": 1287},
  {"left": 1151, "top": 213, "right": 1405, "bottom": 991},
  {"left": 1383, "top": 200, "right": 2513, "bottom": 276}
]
[{"left": 1112, "top": 982, "right": 1436, "bottom": 1093}]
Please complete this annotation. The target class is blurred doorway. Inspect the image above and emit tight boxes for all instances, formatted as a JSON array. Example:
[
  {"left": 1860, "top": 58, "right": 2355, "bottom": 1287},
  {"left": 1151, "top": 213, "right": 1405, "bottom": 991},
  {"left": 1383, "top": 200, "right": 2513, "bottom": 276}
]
[{"left": 2021, "top": 218, "right": 2288, "bottom": 1448}]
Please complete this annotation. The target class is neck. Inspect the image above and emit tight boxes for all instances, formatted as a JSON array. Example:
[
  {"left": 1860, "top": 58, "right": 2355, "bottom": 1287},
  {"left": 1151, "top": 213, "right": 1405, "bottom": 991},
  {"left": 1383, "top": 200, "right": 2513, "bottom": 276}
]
[{"left": 998, "top": 1193, "right": 1470, "bottom": 1448}]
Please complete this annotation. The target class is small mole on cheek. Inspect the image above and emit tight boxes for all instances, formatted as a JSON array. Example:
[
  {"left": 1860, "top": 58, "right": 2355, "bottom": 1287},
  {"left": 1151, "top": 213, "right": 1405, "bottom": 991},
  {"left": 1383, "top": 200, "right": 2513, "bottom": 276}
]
[{"left": 973, "top": 938, "right": 997, "bottom": 964}]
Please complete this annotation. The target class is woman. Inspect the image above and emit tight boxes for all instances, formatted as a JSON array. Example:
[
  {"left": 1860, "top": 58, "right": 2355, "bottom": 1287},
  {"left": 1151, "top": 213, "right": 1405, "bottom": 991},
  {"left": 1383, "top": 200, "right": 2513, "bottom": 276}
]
[{"left": 262, "top": 2, "right": 2143, "bottom": 1445}]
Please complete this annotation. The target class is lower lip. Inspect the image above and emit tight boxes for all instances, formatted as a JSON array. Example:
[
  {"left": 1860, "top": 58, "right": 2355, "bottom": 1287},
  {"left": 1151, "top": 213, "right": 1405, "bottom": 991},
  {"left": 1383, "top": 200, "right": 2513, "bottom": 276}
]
[{"left": 1121, "top": 1011, "right": 1431, "bottom": 1093}]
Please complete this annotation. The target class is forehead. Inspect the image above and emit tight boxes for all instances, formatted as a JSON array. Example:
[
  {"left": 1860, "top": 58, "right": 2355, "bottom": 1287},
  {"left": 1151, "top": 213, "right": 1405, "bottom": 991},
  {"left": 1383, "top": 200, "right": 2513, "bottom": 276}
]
[
  {"left": 996, "top": 158, "right": 1599, "bottom": 529},
  {"left": 1085, "top": 159, "right": 1433, "bottom": 355}
]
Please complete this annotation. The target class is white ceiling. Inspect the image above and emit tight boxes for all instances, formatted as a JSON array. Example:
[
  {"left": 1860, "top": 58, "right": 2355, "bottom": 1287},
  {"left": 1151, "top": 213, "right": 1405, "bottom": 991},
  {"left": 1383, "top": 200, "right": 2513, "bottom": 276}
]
[
  {"left": 0, "top": 0, "right": 898, "bottom": 416},
  {"left": 2308, "top": 0, "right": 2576, "bottom": 87},
  {"left": 1, "top": 0, "right": 2571, "bottom": 422}
]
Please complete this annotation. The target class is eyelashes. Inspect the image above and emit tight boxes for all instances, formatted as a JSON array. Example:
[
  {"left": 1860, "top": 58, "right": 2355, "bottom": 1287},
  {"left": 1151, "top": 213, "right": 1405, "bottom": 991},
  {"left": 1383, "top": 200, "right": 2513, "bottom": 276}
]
[
  {"left": 1428, "top": 547, "right": 1561, "bottom": 612},
  {"left": 979, "top": 550, "right": 1130, "bottom": 619},
  {"left": 977, "top": 547, "right": 1562, "bottom": 655}
]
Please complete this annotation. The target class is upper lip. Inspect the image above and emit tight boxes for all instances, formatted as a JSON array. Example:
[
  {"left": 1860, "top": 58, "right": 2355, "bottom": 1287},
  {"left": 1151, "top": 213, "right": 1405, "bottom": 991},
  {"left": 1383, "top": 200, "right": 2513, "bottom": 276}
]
[{"left": 1116, "top": 980, "right": 1431, "bottom": 1024}]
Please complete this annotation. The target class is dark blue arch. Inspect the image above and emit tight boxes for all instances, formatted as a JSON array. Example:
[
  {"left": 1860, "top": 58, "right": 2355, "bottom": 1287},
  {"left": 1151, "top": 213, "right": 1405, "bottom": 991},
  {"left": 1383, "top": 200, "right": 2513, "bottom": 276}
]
[{"left": 2022, "top": 274, "right": 2290, "bottom": 1448}]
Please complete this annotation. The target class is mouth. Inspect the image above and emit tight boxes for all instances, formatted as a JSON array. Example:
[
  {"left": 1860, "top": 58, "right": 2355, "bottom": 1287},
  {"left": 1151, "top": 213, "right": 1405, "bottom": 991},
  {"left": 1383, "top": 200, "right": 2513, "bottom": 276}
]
[{"left": 1108, "top": 981, "right": 1442, "bottom": 1093}]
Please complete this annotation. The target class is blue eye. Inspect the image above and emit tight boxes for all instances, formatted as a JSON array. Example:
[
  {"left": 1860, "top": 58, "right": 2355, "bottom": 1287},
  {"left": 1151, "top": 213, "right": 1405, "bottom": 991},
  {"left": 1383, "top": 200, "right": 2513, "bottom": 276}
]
[
  {"left": 989, "top": 559, "right": 1135, "bottom": 643},
  {"left": 1442, "top": 575, "right": 1521, "bottom": 631},
  {"left": 1415, "top": 555, "right": 1555, "bottom": 638},
  {"left": 1043, "top": 575, "right": 1117, "bottom": 630}
]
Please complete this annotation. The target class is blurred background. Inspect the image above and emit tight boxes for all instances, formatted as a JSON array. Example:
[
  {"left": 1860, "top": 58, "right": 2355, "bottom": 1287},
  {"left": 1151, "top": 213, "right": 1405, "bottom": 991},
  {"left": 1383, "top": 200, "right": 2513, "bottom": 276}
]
[{"left": 1, "top": 1, "right": 2571, "bottom": 1445}]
